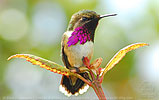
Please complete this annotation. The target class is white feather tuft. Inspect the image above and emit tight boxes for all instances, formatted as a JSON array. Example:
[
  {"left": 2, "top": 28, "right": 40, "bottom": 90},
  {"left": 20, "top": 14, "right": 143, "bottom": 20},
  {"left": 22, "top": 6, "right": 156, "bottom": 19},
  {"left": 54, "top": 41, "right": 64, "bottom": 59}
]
[
  {"left": 79, "top": 84, "right": 89, "bottom": 94},
  {"left": 59, "top": 85, "right": 72, "bottom": 97}
]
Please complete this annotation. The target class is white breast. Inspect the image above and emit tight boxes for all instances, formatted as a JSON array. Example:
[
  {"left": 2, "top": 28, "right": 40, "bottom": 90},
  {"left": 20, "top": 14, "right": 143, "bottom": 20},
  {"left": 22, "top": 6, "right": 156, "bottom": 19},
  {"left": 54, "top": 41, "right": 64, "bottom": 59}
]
[{"left": 65, "top": 41, "right": 94, "bottom": 67}]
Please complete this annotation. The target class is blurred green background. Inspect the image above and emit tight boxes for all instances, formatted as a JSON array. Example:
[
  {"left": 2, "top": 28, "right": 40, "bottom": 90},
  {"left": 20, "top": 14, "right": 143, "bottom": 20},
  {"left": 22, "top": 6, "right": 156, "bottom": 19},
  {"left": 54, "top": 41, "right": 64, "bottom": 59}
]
[{"left": 0, "top": 0, "right": 158, "bottom": 99}]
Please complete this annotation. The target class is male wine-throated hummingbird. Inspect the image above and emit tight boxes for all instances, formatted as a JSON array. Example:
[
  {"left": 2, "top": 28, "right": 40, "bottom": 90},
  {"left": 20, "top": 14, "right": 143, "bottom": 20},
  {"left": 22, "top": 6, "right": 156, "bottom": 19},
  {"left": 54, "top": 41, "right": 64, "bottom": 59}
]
[{"left": 59, "top": 10, "right": 116, "bottom": 96}]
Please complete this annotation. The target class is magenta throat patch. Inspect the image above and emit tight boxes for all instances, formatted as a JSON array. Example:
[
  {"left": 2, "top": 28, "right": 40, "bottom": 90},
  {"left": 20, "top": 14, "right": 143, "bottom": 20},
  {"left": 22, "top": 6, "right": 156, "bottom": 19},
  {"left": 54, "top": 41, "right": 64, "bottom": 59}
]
[{"left": 67, "top": 26, "right": 91, "bottom": 47}]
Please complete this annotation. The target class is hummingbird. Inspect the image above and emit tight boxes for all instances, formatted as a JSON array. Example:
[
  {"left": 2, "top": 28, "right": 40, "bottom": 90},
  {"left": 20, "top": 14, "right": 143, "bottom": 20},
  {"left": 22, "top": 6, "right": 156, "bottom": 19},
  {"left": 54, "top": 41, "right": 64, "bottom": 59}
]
[{"left": 59, "top": 10, "right": 116, "bottom": 96}]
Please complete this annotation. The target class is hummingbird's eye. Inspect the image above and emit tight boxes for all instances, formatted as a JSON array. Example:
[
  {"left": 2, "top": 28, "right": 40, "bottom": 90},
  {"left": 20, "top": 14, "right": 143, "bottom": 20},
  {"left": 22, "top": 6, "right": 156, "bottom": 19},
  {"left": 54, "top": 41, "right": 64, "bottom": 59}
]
[{"left": 82, "top": 17, "right": 89, "bottom": 21}]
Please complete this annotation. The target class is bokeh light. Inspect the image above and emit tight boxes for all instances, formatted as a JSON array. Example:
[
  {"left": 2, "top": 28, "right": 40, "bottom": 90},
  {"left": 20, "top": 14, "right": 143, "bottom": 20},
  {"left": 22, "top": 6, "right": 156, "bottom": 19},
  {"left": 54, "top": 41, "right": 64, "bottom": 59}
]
[
  {"left": 136, "top": 41, "right": 159, "bottom": 85},
  {"left": 105, "top": 0, "right": 149, "bottom": 27},
  {"left": 31, "top": 1, "right": 66, "bottom": 47},
  {"left": 0, "top": 9, "right": 28, "bottom": 41}
]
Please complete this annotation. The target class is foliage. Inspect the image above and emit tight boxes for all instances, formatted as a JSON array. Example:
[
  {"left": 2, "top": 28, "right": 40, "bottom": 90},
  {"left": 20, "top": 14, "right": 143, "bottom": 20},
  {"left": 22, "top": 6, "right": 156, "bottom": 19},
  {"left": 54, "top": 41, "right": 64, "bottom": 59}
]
[{"left": 8, "top": 43, "right": 148, "bottom": 100}]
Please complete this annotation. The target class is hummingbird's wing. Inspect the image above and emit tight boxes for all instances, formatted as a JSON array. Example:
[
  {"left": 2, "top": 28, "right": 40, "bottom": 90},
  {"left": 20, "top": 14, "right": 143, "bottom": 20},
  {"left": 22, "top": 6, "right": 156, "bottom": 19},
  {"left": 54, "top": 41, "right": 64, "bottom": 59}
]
[
  {"left": 61, "top": 32, "right": 72, "bottom": 69},
  {"left": 61, "top": 45, "right": 71, "bottom": 69}
]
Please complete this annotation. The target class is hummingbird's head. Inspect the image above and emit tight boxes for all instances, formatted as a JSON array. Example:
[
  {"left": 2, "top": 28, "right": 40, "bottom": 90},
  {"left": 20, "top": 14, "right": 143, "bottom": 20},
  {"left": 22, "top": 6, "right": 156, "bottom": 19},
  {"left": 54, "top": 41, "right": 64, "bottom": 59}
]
[
  {"left": 67, "top": 10, "right": 116, "bottom": 31},
  {"left": 68, "top": 10, "right": 99, "bottom": 31},
  {"left": 67, "top": 10, "right": 117, "bottom": 46}
]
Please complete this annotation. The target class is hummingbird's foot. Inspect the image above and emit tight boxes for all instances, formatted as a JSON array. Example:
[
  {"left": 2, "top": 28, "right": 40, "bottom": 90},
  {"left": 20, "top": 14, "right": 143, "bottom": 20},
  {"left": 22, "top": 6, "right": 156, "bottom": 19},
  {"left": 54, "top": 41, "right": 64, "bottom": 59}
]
[{"left": 82, "top": 57, "right": 91, "bottom": 69}]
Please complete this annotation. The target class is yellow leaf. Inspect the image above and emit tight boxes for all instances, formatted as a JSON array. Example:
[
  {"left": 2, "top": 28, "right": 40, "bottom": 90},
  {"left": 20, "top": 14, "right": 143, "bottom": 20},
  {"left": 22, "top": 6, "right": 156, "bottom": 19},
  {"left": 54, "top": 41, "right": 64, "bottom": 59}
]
[
  {"left": 8, "top": 54, "right": 71, "bottom": 76},
  {"left": 101, "top": 43, "right": 148, "bottom": 77}
]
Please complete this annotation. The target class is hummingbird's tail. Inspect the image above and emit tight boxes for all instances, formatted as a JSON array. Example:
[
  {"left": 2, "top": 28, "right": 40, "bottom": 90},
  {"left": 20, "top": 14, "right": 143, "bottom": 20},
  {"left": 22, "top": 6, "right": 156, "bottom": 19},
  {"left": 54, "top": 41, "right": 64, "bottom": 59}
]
[{"left": 59, "top": 72, "right": 89, "bottom": 97}]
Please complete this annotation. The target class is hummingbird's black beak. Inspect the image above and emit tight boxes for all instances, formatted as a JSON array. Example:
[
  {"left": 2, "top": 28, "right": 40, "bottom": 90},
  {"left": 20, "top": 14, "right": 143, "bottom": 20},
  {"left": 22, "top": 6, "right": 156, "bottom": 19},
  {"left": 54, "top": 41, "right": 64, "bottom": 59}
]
[{"left": 99, "top": 13, "right": 117, "bottom": 19}]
